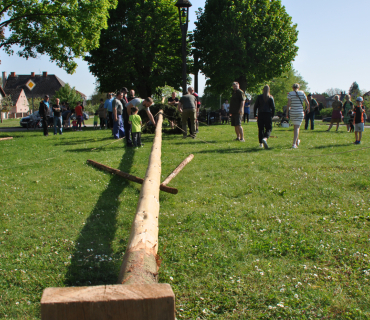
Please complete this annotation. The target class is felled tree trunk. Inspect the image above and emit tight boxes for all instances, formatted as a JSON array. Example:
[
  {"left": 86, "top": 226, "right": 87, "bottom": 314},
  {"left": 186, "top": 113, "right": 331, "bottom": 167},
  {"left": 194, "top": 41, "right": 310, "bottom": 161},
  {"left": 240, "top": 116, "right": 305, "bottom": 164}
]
[{"left": 118, "top": 111, "right": 163, "bottom": 285}]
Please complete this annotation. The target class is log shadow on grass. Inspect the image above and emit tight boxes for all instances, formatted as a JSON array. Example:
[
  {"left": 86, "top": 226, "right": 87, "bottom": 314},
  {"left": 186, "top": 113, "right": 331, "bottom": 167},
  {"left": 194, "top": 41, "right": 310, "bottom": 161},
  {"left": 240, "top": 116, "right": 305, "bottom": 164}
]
[{"left": 64, "top": 149, "right": 136, "bottom": 286}]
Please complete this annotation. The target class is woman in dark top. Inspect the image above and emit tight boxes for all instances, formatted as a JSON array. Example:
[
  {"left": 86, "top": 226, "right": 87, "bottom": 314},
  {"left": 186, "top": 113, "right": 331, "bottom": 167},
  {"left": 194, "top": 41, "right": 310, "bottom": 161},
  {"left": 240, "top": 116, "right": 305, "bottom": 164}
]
[{"left": 254, "top": 85, "right": 275, "bottom": 149}]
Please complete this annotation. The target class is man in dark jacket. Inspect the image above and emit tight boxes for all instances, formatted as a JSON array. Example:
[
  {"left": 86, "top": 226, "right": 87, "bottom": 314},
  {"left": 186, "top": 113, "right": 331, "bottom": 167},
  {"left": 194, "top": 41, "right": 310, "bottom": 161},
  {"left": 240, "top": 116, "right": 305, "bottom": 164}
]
[{"left": 39, "top": 95, "right": 50, "bottom": 136}]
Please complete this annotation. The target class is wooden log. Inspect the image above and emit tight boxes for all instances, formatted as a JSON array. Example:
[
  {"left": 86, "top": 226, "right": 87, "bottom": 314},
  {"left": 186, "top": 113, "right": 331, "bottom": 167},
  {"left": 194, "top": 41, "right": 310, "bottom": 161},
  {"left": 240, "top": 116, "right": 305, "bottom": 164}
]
[
  {"left": 118, "top": 111, "right": 163, "bottom": 285},
  {"left": 41, "top": 284, "right": 175, "bottom": 320},
  {"left": 161, "top": 154, "right": 194, "bottom": 186},
  {"left": 0, "top": 137, "right": 13, "bottom": 141},
  {"left": 87, "top": 159, "right": 178, "bottom": 195}
]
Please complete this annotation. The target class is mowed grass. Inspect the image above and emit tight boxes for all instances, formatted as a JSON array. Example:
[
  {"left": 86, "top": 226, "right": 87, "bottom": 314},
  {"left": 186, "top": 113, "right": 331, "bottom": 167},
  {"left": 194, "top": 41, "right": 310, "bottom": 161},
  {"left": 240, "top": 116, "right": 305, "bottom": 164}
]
[{"left": 0, "top": 122, "right": 369, "bottom": 319}]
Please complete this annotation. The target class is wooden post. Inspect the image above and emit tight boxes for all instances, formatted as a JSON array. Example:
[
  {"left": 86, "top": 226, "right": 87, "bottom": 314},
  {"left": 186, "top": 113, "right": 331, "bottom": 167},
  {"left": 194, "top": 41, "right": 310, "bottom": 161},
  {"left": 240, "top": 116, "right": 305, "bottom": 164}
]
[
  {"left": 118, "top": 111, "right": 163, "bottom": 285},
  {"left": 161, "top": 154, "right": 194, "bottom": 186},
  {"left": 0, "top": 137, "right": 13, "bottom": 141},
  {"left": 87, "top": 159, "right": 178, "bottom": 195}
]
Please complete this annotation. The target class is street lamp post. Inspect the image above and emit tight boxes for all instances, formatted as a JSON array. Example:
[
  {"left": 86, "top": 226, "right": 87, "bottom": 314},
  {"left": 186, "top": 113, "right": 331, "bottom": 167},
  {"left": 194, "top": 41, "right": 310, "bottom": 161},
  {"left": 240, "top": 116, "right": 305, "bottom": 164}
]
[{"left": 175, "top": 0, "right": 192, "bottom": 95}]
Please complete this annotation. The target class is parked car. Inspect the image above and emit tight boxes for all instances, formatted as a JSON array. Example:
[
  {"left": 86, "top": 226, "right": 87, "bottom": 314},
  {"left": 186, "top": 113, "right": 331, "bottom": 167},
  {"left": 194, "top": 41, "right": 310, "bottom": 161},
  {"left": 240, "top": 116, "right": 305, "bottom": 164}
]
[
  {"left": 20, "top": 111, "right": 53, "bottom": 128},
  {"left": 70, "top": 112, "right": 89, "bottom": 121}
]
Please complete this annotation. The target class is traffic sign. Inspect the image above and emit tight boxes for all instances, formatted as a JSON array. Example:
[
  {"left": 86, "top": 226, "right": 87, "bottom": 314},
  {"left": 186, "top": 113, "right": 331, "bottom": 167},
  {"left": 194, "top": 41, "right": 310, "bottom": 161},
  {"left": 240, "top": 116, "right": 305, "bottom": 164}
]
[{"left": 26, "top": 79, "right": 36, "bottom": 91}]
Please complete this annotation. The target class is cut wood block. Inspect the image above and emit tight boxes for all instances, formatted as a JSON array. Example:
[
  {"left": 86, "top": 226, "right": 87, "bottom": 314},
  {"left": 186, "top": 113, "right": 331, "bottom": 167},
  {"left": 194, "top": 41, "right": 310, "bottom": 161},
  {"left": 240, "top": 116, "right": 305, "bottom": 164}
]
[
  {"left": 41, "top": 283, "right": 175, "bottom": 320},
  {"left": 0, "top": 137, "right": 13, "bottom": 141}
]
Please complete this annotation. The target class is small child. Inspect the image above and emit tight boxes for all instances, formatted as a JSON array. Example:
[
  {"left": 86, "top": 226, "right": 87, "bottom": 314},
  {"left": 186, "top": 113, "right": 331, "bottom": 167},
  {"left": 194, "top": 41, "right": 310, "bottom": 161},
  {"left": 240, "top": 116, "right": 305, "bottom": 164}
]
[
  {"left": 72, "top": 119, "right": 77, "bottom": 131},
  {"left": 93, "top": 112, "right": 99, "bottom": 129},
  {"left": 128, "top": 107, "right": 142, "bottom": 148},
  {"left": 353, "top": 96, "right": 365, "bottom": 144}
]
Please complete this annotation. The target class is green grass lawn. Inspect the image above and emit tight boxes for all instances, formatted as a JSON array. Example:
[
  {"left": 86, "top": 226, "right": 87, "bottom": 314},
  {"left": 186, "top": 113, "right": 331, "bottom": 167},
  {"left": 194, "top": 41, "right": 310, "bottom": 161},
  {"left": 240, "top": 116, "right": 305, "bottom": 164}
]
[{"left": 0, "top": 122, "right": 369, "bottom": 319}]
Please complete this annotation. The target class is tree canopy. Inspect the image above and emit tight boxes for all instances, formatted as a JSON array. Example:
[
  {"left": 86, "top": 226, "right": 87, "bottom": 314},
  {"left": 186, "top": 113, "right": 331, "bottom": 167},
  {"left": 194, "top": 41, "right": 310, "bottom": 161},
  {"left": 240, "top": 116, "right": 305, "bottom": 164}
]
[
  {"left": 267, "top": 67, "right": 308, "bottom": 112},
  {"left": 85, "top": 0, "right": 186, "bottom": 98},
  {"left": 52, "top": 83, "right": 82, "bottom": 107},
  {"left": 192, "top": 0, "right": 298, "bottom": 93},
  {"left": 0, "top": 0, "right": 118, "bottom": 73}
]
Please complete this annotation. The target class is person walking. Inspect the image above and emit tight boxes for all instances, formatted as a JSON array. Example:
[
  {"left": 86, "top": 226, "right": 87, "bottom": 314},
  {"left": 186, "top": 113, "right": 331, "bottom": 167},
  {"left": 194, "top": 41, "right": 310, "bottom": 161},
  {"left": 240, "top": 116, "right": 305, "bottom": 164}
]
[
  {"left": 39, "top": 95, "right": 50, "bottom": 136},
  {"left": 230, "top": 82, "right": 246, "bottom": 142},
  {"left": 243, "top": 98, "right": 251, "bottom": 123},
  {"left": 327, "top": 95, "right": 343, "bottom": 131},
  {"left": 178, "top": 88, "right": 197, "bottom": 139},
  {"left": 287, "top": 83, "right": 309, "bottom": 148},
  {"left": 304, "top": 94, "right": 318, "bottom": 130},
  {"left": 52, "top": 98, "right": 63, "bottom": 135},
  {"left": 112, "top": 92, "right": 125, "bottom": 139},
  {"left": 254, "top": 85, "right": 275, "bottom": 149},
  {"left": 353, "top": 96, "right": 365, "bottom": 144}
]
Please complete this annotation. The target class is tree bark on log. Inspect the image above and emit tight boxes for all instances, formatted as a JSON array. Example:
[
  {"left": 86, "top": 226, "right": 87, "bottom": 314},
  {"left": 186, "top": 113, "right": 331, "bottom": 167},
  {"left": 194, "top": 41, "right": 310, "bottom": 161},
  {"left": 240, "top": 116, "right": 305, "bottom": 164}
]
[
  {"left": 161, "top": 154, "right": 194, "bottom": 186},
  {"left": 87, "top": 159, "right": 178, "bottom": 194},
  {"left": 118, "top": 111, "right": 163, "bottom": 285},
  {"left": 0, "top": 137, "right": 13, "bottom": 141}
]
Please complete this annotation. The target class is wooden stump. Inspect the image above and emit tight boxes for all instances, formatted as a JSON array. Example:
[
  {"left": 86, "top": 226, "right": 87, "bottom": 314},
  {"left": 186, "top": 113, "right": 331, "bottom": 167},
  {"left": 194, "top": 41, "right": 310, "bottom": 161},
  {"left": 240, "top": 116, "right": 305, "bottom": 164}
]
[{"left": 41, "top": 284, "right": 175, "bottom": 320}]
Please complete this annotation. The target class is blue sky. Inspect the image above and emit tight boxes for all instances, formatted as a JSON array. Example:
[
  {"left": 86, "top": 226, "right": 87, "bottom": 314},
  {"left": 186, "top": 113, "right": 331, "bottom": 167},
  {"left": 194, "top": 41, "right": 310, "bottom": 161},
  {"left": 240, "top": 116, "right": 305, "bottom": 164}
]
[{"left": 2, "top": 0, "right": 369, "bottom": 97}]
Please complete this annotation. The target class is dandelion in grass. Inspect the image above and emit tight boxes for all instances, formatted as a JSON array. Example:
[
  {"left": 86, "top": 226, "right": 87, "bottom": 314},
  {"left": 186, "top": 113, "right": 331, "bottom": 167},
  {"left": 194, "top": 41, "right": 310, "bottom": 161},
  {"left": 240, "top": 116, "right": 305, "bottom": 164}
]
[{"left": 277, "top": 303, "right": 284, "bottom": 308}]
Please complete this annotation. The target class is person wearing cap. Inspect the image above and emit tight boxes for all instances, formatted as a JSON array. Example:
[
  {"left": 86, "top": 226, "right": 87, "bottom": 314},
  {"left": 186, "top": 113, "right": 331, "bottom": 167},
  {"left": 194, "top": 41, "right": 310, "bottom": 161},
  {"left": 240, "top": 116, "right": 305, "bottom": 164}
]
[
  {"left": 39, "top": 95, "right": 50, "bottom": 136},
  {"left": 353, "top": 96, "right": 365, "bottom": 144},
  {"left": 326, "top": 95, "right": 343, "bottom": 131},
  {"left": 305, "top": 94, "right": 318, "bottom": 130}
]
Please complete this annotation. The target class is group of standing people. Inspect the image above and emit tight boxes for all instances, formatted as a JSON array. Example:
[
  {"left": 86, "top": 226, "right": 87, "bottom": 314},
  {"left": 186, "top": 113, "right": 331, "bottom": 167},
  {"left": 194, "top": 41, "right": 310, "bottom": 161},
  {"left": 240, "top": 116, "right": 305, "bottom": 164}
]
[
  {"left": 98, "top": 88, "right": 156, "bottom": 148},
  {"left": 223, "top": 81, "right": 367, "bottom": 149},
  {"left": 39, "top": 95, "right": 85, "bottom": 136}
]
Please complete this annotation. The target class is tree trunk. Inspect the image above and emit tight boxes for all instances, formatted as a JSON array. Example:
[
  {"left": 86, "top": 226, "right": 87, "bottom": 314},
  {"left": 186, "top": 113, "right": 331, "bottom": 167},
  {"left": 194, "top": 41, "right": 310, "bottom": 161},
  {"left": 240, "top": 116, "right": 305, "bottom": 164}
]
[
  {"left": 118, "top": 111, "right": 163, "bottom": 285},
  {"left": 237, "top": 75, "right": 248, "bottom": 93}
]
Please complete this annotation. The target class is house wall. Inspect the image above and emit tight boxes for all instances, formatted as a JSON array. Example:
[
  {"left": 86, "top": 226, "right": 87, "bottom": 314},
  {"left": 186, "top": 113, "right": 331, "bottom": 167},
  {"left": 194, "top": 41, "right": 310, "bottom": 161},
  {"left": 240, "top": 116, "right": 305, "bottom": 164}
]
[{"left": 9, "top": 90, "right": 29, "bottom": 114}]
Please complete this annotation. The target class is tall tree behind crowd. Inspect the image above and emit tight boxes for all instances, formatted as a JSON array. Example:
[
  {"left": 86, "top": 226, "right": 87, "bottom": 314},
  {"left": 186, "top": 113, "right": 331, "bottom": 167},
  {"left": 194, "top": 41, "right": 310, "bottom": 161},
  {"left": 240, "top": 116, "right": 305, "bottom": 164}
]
[
  {"left": 268, "top": 67, "right": 308, "bottom": 112},
  {"left": 85, "top": 0, "right": 185, "bottom": 98},
  {"left": 0, "top": 0, "right": 117, "bottom": 73},
  {"left": 192, "top": 0, "right": 298, "bottom": 93}
]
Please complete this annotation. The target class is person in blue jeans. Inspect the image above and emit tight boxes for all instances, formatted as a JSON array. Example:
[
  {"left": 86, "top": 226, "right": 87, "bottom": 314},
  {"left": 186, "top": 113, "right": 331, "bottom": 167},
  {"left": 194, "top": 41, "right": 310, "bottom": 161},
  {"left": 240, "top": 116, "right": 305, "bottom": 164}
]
[
  {"left": 305, "top": 94, "right": 317, "bottom": 130},
  {"left": 243, "top": 99, "right": 250, "bottom": 123},
  {"left": 52, "top": 98, "right": 63, "bottom": 135}
]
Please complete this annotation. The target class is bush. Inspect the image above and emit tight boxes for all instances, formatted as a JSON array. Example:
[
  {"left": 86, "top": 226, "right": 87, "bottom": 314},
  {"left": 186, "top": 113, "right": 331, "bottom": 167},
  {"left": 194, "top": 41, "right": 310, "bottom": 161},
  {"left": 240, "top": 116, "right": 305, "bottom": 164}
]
[{"left": 320, "top": 108, "right": 333, "bottom": 118}]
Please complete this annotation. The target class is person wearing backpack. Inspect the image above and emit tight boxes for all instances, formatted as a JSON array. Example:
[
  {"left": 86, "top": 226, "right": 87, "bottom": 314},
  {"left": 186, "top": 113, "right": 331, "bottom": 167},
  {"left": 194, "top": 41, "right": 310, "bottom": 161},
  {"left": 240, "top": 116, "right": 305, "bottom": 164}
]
[
  {"left": 254, "top": 85, "right": 275, "bottom": 149},
  {"left": 39, "top": 95, "right": 50, "bottom": 136}
]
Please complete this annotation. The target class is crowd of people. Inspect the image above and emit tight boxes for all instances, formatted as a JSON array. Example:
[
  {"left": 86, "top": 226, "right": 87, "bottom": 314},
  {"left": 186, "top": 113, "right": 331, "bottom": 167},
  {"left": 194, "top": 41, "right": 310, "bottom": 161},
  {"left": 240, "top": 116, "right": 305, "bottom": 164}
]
[
  {"left": 39, "top": 82, "right": 366, "bottom": 148},
  {"left": 218, "top": 82, "right": 367, "bottom": 149}
]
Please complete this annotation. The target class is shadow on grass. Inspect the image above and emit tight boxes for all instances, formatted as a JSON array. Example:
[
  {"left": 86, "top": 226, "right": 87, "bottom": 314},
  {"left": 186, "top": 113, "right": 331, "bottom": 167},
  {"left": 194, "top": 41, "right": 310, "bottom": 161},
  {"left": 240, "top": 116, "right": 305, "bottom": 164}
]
[
  {"left": 55, "top": 136, "right": 113, "bottom": 146},
  {"left": 64, "top": 142, "right": 128, "bottom": 153},
  {"left": 310, "top": 143, "right": 353, "bottom": 150},
  {"left": 64, "top": 149, "right": 135, "bottom": 286},
  {"left": 194, "top": 146, "right": 267, "bottom": 154}
]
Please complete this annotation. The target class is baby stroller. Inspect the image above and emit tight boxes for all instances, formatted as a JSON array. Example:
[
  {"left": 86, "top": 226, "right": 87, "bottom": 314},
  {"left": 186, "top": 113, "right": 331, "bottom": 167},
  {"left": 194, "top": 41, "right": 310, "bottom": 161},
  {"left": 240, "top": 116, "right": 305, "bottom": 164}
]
[{"left": 275, "top": 111, "right": 290, "bottom": 127}]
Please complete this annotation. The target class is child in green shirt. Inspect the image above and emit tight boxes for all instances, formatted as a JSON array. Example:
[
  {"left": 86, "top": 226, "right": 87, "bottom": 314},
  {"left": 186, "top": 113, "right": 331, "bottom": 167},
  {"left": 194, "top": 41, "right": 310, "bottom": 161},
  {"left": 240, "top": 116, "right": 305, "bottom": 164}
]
[
  {"left": 93, "top": 112, "right": 99, "bottom": 129},
  {"left": 128, "top": 107, "right": 143, "bottom": 148}
]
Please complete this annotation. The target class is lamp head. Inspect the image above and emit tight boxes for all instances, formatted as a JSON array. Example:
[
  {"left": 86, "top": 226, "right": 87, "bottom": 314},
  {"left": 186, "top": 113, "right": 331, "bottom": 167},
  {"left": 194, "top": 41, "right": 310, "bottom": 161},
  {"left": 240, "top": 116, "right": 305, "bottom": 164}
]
[{"left": 175, "top": 0, "right": 192, "bottom": 8}]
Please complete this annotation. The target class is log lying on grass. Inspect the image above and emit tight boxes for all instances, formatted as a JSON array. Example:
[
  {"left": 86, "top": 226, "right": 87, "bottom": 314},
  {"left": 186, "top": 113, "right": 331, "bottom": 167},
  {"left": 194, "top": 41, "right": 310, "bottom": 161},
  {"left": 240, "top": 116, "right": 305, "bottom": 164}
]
[
  {"left": 0, "top": 137, "right": 13, "bottom": 141},
  {"left": 87, "top": 159, "right": 178, "bottom": 194},
  {"left": 118, "top": 111, "right": 163, "bottom": 285},
  {"left": 161, "top": 154, "right": 194, "bottom": 186}
]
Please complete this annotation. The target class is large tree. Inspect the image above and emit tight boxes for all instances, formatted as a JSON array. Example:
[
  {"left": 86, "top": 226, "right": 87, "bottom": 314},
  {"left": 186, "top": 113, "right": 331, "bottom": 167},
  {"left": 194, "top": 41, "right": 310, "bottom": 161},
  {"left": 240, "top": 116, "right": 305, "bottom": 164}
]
[
  {"left": 0, "top": 0, "right": 117, "bottom": 73},
  {"left": 267, "top": 66, "right": 308, "bottom": 112},
  {"left": 192, "top": 0, "right": 298, "bottom": 93},
  {"left": 85, "top": 0, "right": 185, "bottom": 98}
]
